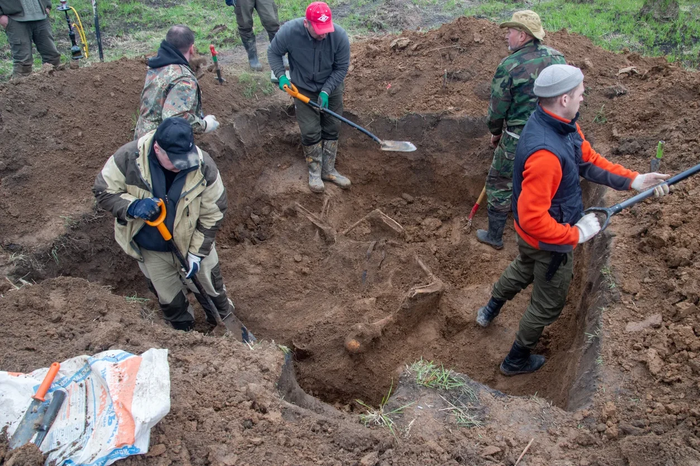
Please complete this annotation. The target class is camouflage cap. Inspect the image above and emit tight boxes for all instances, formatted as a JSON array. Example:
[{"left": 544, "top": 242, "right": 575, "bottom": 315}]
[
  {"left": 534, "top": 64, "right": 584, "bottom": 97},
  {"left": 500, "top": 10, "right": 545, "bottom": 41}
]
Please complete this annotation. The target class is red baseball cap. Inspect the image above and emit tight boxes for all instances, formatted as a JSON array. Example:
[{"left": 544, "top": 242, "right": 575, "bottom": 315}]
[{"left": 306, "top": 2, "right": 334, "bottom": 35}]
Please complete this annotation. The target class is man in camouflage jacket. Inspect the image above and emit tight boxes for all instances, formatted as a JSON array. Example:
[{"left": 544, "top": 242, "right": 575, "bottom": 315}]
[
  {"left": 134, "top": 25, "right": 219, "bottom": 139},
  {"left": 94, "top": 117, "right": 233, "bottom": 332},
  {"left": 476, "top": 10, "right": 565, "bottom": 250}
]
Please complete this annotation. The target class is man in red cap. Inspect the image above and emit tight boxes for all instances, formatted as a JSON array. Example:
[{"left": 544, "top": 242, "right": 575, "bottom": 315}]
[{"left": 268, "top": 1, "right": 351, "bottom": 194}]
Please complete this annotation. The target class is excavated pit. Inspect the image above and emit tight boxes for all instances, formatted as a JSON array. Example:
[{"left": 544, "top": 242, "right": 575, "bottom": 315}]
[{"left": 11, "top": 105, "right": 607, "bottom": 411}]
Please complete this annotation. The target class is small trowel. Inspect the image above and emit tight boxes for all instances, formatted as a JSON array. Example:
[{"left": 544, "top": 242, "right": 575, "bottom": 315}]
[{"left": 209, "top": 44, "right": 226, "bottom": 84}]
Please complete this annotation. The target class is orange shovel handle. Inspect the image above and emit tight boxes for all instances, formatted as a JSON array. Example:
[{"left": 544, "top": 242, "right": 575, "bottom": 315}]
[
  {"left": 145, "top": 199, "right": 172, "bottom": 241},
  {"left": 283, "top": 83, "right": 310, "bottom": 105},
  {"left": 33, "top": 362, "right": 60, "bottom": 402}
]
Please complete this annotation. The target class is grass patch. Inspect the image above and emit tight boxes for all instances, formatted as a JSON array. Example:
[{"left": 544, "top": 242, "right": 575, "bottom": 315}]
[
  {"left": 125, "top": 293, "right": 150, "bottom": 304},
  {"left": 238, "top": 71, "right": 276, "bottom": 98},
  {"left": 356, "top": 381, "right": 414, "bottom": 437}
]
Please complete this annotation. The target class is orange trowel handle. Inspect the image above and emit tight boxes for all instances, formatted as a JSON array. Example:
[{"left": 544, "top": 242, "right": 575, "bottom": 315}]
[
  {"left": 283, "top": 83, "right": 311, "bottom": 105},
  {"left": 33, "top": 362, "right": 60, "bottom": 402},
  {"left": 145, "top": 199, "right": 172, "bottom": 241}
]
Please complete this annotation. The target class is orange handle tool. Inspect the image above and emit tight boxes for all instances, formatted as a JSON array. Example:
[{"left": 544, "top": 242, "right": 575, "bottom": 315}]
[
  {"left": 209, "top": 44, "right": 218, "bottom": 58},
  {"left": 145, "top": 199, "right": 172, "bottom": 241},
  {"left": 283, "top": 83, "right": 311, "bottom": 105},
  {"left": 33, "top": 362, "right": 60, "bottom": 402},
  {"left": 468, "top": 186, "right": 487, "bottom": 220}
]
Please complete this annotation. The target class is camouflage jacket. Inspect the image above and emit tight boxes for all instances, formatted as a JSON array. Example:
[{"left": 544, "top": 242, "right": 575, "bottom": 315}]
[
  {"left": 487, "top": 41, "right": 565, "bottom": 136},
  {"left": 134, "top": 63, "right": 205, "bottom": 139}
]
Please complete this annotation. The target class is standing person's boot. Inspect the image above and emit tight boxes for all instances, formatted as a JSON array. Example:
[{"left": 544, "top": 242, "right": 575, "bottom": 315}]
[
  {"left": 476, "top": 296, "right": 506, "bottom": 327},
  {"left": 303, "top": 142, "right": 325, "bottom": 193},
  {"left": 500, "top": 341, "right": 546, "bottom": 376},
  {"left": 476, "top": 208, "right": 508, "bottom": 250},
  {"left": 321, "top": 140, "right": 351, "bottom": 189},
  {"left": 241, "top": 37, "right": 263, "bottom": 71}
]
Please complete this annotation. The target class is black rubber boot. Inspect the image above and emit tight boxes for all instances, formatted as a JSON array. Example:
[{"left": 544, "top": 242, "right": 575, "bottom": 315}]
[
  {"left": 500, "top": 341, "right": 546, "bottom": 376},
  {"left": 171, "top": 320, "right": 195, "bottom": 332},
  {"left": 476, "top": 297, "right": 506, "bottom": 328},
  {"left": 242, "top": 37, "right": 263, "bottom": 72},
  {"left": 476, "top": 208, "right": 508, "bottom": 250}
]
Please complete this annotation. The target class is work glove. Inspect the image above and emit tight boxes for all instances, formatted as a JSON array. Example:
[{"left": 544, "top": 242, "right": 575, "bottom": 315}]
[
  {"left": 203, "top": 115, "right": 219, "bottom": 133},
  {"left": 575, "top": 213, "right": 601, "bottom": 244},
  {"left": 278, "top": 75, "right": 291, "bottom": 91},
  {"left": 631, "top": 172, "right": 670, "bottom": 197},
  {"left": 127, "top": 197, "right": 161, "bottom": 221},
  {"left": 225, "top": 0, "right": 236, "bottom": 6},
  {"left": 184, "top": 253, "right": 202, "bottom": 279},
  {"left": 317, "top": 91, "right": 329, "bottom": 109}
]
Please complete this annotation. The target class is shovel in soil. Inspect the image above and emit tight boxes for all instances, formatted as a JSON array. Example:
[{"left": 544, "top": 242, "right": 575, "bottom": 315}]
[
  {"left": 146, "top": 200, "right": 254, "bottom": 343},
  {"left": 283, "top": 83, "right": 416, "bottom": 152},
  {"left": 209, "top": 44, "right": 226, "bottom": 84},
  {"left": 465, "top": 185, "right": 487, "bottom": 233},
  {"left": 585, "top": 161, "right": 700, "bottom": 231}
]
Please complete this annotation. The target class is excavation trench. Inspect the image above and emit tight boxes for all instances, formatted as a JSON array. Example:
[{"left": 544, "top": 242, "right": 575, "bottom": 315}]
[{"left": 16, "top": 106, "right": 608, "bottom": 411}]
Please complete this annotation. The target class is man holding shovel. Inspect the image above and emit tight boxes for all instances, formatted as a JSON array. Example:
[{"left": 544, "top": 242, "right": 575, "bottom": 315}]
[
  {"left": 477, "top": 10, "right": 566, "bottom": 250},
  {"left": 94, "top": 117, "right": 234, "bottom": 332},
  {"left": 475, "top": 65, "right": 669, "bottom": 375},
  {"left": 268, "top": 1, "right": 351, "bottom": 194}
]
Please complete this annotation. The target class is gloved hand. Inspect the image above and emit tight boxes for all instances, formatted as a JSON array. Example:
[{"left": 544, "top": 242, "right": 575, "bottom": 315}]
[
  {"left": 203, "top": 115, "right": 219, "bottom": 133},
  {"left": 184, "top": 253, "right": 202, "bottom": 279},
  {"left": 631, "top": 172, "right": 670, "bottom": 197},
  {"left": 278, "top": 75, "right": 291, "bottom": 91},
  {"left": 575, "top": 213, "right": 601, "bottom": 244},
  {"left": 225, "top": 0, "right": 236, "bottom": 6},
  {"left": 317, "top": 91, "right": 329, "bottom": 109},
  {"left": 127, "top": 197, "right": 161, "bottom": 221}
]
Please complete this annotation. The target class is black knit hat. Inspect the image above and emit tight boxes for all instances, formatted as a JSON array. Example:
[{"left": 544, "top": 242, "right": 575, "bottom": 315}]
[{"left": 154, "top": 117, "right": 199, "bottom": 170}]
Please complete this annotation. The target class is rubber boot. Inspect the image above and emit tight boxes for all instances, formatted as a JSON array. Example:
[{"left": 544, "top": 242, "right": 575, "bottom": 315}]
[
  {"left": 242, "top": 37, "right": 263, "bottom": 72},
  {"left": 321, "top": 140, "right": 351, "bottom": 189},
  {"left": 476, "top": 208, "right": 508, "bottom": 250},
  {"left": 500, "top": 340, "right": 546, "bottom": 376},
  {"left": 303, "top": 142, "right": 325, "bottom": 193},
  {"left": 476, "top": 296, "right": 506, "bottom": 328}
]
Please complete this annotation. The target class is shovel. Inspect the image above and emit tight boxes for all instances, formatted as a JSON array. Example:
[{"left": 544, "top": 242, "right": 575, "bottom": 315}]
[
  {"left": 10, "top": 362, "right": 64, "bottom": 449},
  {"left": 209, "top": 44, "right": 226, "bottom": 84},
  {"left": 283, "top": 83, "right": 416, "bottom": 152},
  {"left": 585, "top": 161, "right": 700, "bottom": 231},
  {"left": 146, "top": 200, "right": 254, "bottom": 343},
  {"left": 465, "top": 185, "right": 487, "bottom": 233}
]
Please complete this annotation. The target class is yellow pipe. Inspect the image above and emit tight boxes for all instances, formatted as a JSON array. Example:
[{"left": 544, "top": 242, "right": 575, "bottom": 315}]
[{"left": 69, "top": 6, "right": 89, "bottom": 58}]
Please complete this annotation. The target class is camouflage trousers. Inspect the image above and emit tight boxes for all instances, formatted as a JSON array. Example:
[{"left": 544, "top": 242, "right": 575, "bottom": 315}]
[{"left": 485, "top": 131, "right": 519, "bottom": 213}]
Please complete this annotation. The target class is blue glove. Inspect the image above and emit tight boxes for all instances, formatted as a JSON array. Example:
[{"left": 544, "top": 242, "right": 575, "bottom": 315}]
[
  {"left": 127, "top": 198, "right": 161, "bottom": 221},
  {"left": 184, "top": 253, "right": 202, "bottom": 279},
  {"left": 225, "top": 0, "right": 236, "bottom": 6},
  {"left": 317, "top": 91, "right": 329, "bottom": 109}
]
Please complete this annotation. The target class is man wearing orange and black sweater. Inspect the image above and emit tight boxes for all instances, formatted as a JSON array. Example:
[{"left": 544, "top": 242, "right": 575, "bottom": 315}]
[{"left": 475, "top": 64, "right": 670, "bottom": 376}]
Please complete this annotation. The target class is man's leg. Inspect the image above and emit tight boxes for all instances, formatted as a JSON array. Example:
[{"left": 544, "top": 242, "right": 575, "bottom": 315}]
[
  {"left": 255, "top": 0, "right": 280, "bottom": 42},
  {"left": 477, "top": 135, "right": 517, "bottom": 250},
  {"left": 184, "top": 245, "right": 234, "bottom": 325},
  {"left": 500, "top": 247, "right": 574, "bottom": 375},
  {"left": 235, "top": 0, "right": 262, "bottom": 71},
  {"left": 320, "top": 84, "right": 350, "bottom": 188},
  {"left": 476, "top": 235, "right": 536, "bottom": 327},
  {"left": 295, "top": 90, "right": 324, "bottom": 193},
  {"left": 5, "top": 19, "right": 34, "bottom": 77},
  {"left": 31, "top": 19, "right": 61, "bottom": 66},
  {"left": 138, "top": 249, "right": 195, "bottom": 331}
]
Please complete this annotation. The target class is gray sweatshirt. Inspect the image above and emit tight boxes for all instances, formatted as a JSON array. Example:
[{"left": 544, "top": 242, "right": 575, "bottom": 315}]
[{"left": 268, "top": 17, "right": 350, "bottom": 95}]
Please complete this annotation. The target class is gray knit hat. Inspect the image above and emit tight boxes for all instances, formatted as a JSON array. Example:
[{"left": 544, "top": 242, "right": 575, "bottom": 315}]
[{"left": 534, "top": 64, "right": 584, "bottom": 98}]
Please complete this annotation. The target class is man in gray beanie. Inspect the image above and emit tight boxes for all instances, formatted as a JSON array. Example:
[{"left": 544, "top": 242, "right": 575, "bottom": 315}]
[{"left": 474, "top": 64, "right": 670, "bottom": 375}]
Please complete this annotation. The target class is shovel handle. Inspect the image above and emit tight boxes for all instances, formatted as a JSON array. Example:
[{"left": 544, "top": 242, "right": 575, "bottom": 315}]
[
  {"left": 283, "top": 83, "right": 310, "bottom": 104},
  {"left": 209, "top": 44, "right": 219, "bottom": 63},
  {"left": 33, "top": 362, "right": 60, "bottom": 402},
  {"left": 145, "top": 199, "right": 172, "bottom": 241}
]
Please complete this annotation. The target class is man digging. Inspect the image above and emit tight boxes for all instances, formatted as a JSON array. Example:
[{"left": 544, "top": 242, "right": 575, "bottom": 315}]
[
  {"left": 477, "top": 10, "right": 566, "bottom": 250},
  {"left": 475, "top": 64, "right": 670, "bottom": 375},
  {"left": 267, "top": 1, "right": 351, "bottom": 194},
  {"left": 94, "top": 117, "right": 235, "bottom": 332}
]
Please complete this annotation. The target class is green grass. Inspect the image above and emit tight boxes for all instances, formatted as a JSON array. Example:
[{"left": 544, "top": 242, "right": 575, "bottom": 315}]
[
  {"left": 466, "top": 0, "right": 700, "bottom": 68},
  {"left": 238, "top": 71, "right": 276, "bottom": 98},
  {"left": 356, "top": 380, "right": 415, "bottom": 437}
]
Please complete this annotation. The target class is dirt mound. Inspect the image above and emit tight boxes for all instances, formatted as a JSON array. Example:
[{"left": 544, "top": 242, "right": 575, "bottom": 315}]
[{"left": 1, "top": 15, "right": 700, "bottom": 466}]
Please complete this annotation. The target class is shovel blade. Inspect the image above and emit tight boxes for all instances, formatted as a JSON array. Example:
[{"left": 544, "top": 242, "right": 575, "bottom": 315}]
[
  {"left": 221, "top": 313, "right": 256, "bottom": 344},
  {"left": 380, "top": 140, "right": 416, "bottom": 152}
]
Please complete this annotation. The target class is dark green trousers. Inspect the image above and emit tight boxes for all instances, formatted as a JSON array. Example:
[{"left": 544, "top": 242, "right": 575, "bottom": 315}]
[
  {"left": 491, "top": 234, "right": 574, "bottom": 349},
  {"left": 4, "top": 17, "right": 60, "bottom": 76},
  {"left": 294, "top": 83, "right": 343, "bottom": 146},
  {"left": 234, "top": 0, "right": 280, "bottom": 42},
  {"left": 485, "top": 131, "right": 518, "bottom": 213}
]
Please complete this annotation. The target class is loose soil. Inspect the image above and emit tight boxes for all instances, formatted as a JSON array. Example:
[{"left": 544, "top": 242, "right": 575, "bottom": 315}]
[{"left": 1, "top": 16, "right": 700, "bottom": 466}]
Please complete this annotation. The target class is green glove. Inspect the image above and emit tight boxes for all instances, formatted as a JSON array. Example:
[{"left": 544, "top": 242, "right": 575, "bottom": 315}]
[
  {"left": 318, "top": 91, "right": 329, "bottom": 109},
  {"left": 278, "top": 75, "right": 291, "bottom": 91}
]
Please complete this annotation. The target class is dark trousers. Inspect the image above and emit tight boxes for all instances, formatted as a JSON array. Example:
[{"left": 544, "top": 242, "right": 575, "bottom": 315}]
[
  {"left": 234, "top": 0, "right": 280, "bottom": 42},
  {"left": 294, "top": 84, "right": 343, "bottom": 146},
  {"left": 491, "top": 234, "right": 574, "bottom": 349},
  {"left": 4, "top": 17, "right": 60, "bottom": 76}
]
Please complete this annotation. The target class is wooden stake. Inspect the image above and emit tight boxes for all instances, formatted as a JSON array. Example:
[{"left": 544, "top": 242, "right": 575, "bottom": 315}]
[{"left": 514, "top": 438, "right": 534, "bottom": 466}]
